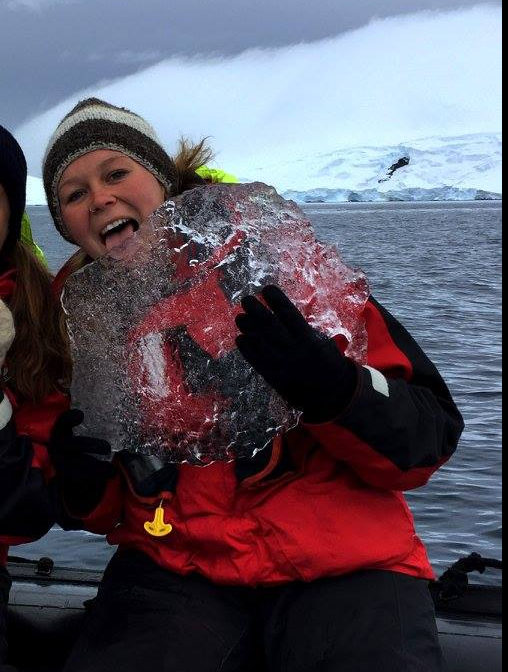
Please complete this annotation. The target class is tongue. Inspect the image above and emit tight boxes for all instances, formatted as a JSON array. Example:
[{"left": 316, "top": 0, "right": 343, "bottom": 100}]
[{"left": 105, "top": 222, "right": 137, "bottom": 253}]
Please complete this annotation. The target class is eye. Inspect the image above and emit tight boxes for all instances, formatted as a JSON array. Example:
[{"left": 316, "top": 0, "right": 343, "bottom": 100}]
[
  {"left": 66, "top": 189, "right": 86, "bottom": 204},
  {"left": 108, "top": 169, "right": 129, "bottom": 181}
]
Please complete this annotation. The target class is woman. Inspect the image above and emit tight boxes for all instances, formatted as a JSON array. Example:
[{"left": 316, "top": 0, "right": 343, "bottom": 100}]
[
  {"left": 45, "top": 98, "right": 464, "bottom": 672},
  {"left": 0, "top": 124, "right": 69, "bottom": 669}
]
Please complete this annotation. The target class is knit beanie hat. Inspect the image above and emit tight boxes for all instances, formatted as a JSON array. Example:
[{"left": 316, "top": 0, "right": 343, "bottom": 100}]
[
  {"left": 43, "top": 98, "right": 177, "bottom": 243},
  {"left": 0, "top": 124, "right": 27, "bottom": 253}
]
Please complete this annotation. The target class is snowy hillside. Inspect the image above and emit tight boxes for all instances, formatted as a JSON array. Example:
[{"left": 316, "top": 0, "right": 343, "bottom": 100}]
[{"left": 247, "top": 133, "right": 503, "bottom": 202}]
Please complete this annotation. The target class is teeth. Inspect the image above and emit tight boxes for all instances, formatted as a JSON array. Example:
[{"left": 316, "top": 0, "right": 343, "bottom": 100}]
[{"left": 101, "top": 219, "right": 130, "bottom": 237}]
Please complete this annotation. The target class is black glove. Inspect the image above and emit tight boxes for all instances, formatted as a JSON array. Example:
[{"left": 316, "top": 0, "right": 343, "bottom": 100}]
[
  {"left": 236, "top": 286, "right": 358, "bottom": 423},
  {"left": 48, "top": 409, "right": 116, "bottom": 516}
]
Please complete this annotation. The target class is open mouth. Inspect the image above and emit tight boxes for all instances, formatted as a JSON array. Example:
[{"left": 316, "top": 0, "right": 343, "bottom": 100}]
[{"left": 101, "top": 218, "right": 140, "bottom": 252}]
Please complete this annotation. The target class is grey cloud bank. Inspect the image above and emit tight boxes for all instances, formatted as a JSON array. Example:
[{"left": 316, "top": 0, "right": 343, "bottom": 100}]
[{"left": 0, "top": 0, "right": 501, "bottom": 128}]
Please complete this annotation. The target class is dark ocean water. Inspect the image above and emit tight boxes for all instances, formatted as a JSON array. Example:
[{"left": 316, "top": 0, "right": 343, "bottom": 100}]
[{"left": 22, "top": 201, "right": 502, "bottom": 584}]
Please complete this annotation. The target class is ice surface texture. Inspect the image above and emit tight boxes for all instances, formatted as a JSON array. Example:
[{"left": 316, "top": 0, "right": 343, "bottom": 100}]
[{"left": 63, "top": 183, "right": 369, "bottom": 464}]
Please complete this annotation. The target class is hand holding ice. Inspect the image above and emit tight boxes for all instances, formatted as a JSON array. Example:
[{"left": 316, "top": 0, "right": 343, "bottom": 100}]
[{"left": 63, "top": 183, "right": 369, "bottom": 464}]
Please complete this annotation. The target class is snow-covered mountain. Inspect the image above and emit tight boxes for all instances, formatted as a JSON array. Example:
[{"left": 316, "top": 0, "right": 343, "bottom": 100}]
[
  {"left": 246, "top": 133, "right": 502, "bottom": 203},
  {"left": 26, "top": 133, "right": 502, "bottom": 206}
]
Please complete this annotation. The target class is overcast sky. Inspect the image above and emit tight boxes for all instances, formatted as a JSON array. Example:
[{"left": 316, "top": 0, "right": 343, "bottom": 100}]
[{"left": 0, "top": 0, "right": 501, "bottom": 129}]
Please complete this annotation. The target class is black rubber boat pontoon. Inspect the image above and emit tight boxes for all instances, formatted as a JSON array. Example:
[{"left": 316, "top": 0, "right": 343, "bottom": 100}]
[{"left": 5, "top": 554, "right": 502, "bottom": 672}]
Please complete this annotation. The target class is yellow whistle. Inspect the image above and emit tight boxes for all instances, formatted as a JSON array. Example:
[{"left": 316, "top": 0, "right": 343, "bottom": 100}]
[{"left": 144, "top": 503, "right": 173, "bottom": 538}]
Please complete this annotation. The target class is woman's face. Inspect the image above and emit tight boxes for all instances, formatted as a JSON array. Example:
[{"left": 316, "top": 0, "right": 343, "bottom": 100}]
[
  {"left": 58, "top": 149, "right": 166, "bottom": 259},
  {"left": 0, "top": 183, "right": 10, "bottom": 253}
]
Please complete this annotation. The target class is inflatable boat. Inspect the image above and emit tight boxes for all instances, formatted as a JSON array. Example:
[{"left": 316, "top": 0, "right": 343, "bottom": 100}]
[{"left": 5, "top": 554, "right": 502, "bottom": 672}]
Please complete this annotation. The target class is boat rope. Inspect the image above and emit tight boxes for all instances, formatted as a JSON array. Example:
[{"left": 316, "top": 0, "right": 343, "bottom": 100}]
[{"left": 438, "top": 552, "right": 503, "bottom": 600}]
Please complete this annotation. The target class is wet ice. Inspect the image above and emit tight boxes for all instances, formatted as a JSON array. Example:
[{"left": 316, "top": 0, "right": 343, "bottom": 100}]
[{"left": 62, "top": 183, "right": 369, "bottom": 464}]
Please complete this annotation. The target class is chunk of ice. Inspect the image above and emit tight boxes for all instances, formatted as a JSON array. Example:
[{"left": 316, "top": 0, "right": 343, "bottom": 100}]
[{"left": 63, "top": 183, "right": 369, "bottom": 463}]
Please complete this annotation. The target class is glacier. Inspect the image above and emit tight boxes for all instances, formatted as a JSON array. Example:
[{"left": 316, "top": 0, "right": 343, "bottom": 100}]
[{"left": 282, "top": 186, "right": 501, "bottom": 205}]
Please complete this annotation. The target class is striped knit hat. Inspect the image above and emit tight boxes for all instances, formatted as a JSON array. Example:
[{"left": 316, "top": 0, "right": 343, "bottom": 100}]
[{"left": 43, "top": 98, "right": 176, "bottom": 242}]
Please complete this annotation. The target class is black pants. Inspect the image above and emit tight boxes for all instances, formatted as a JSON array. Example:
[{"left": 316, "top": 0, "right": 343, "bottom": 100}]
[
  {"left": 64, "top": 550, "right": 443, "bottom": 672},
  {"left": 0, "top": 601, "right": 8, "bottom": 670},
  {"left": 0, "top": 567, "right": 10, "bottom": 665}
]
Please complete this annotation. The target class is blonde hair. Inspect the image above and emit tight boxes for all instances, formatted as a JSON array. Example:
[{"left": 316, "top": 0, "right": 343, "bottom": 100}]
[
  {"left": 6, "top": 241, "right": 71, "bottom": 402},
  {"left": 171, "top": 138, "right": 213, "bottom": 196}
]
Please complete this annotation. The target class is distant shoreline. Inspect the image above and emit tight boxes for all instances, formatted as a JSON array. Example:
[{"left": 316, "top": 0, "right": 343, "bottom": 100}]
[{"left": 27, "top": 199, "right": 502, "bottom": 211}]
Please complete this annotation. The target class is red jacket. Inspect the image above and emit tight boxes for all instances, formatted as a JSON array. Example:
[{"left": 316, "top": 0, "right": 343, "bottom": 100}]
[
  {"left": 0, "top": 269, "right": 69, "bottom": 567},
  {"left": 56, "top": 250, "right": 463, "bottom": 586}
]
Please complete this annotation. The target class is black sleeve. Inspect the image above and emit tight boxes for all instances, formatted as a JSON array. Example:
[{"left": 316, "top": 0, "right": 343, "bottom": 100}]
[
  {"left": 305, "top": 296, "right": 465, "bottom": 491},
  {"left": 0, "top": 419, "right": 56, "bottom": 540}
]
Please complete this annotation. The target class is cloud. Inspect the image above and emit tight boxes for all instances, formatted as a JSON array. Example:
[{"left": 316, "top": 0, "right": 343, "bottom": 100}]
[
  {"left": 17, "top": 6, "right": 501, "bottom": 179},
  {"left": 87, "top": 50, "right": 165, "bottom": 65},
  {"left": 7, "top": 0, "right": 77, "bottom": 10}
]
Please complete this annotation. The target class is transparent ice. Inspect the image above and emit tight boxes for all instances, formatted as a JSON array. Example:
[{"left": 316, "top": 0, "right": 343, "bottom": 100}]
[{"left": 63, "top": 183, "right": 370, "bottom": 464}]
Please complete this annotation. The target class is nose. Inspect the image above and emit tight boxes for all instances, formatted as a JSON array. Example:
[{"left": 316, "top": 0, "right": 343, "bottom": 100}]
[{"left": 89, "top": 185, "right": 117, "bottom": 213}]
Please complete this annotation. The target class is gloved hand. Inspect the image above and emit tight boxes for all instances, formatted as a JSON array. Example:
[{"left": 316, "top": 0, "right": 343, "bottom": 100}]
[
  {"left": 48, "top": 409, "right": 116, "bottom": 516},
  {"left": 0, "top": 299, "right": 15, "bottom": 370},
  {"left": 236, "top": 285, "right": 358, "bottom": 423}
]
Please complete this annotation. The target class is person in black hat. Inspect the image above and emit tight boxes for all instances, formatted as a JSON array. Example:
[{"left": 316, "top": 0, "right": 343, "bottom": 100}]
[{"left": 0, "top": 125, "right": 70, "bottom": 671}]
